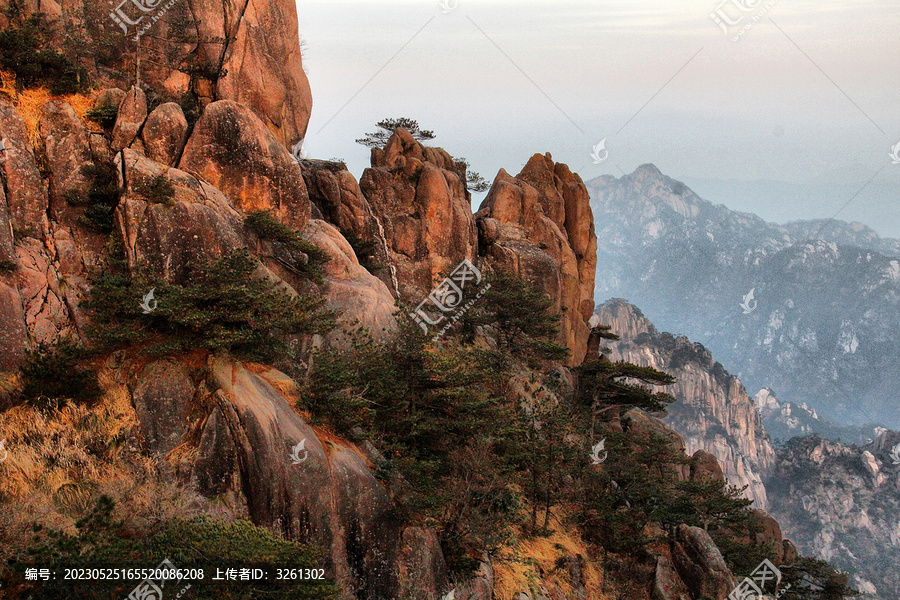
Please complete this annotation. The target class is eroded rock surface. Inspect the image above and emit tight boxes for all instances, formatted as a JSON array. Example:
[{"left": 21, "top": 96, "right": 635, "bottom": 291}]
[
  {"left": 359, "top": 128, "right": 477, "bottom": 300},
  {"left": 476, "top": 154, "right": 596, "bottom": 365},
  {"left": 180, "top": 100, "right": 310, "bottom": 230}
]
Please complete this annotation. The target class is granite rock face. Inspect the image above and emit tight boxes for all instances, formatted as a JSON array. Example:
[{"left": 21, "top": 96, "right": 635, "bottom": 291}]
[
  {"left": 179, "top": 100, "right": 310, "bottom": 230},
  {"left": 596, "top": 299, "right": 775, "bottom": 509},
  {"left": 475, "top": 154, "right": 596, "bottom": 365},
  {"left": 359, "top": 128, "right": 477, "bottom": 300},
  {"left": 0, "top": 0, "right": 313, "bottom": 145},
  {"left": 766, "top": 432, "right": 900, "bottom": 599},
  {"left": 126, "top": 355, "right": 447, "bottom": 600}
]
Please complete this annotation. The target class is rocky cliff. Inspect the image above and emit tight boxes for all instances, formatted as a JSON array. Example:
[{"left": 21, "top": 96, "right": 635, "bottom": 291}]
[
  {"left": 596, "top": 299, "right": 776, "bottom": 509},
  {"left": 475, "top": 155, "right": 597, "bottom": 365},
  {"left": 754, "top": 387, "right": 883, "bottom": 446},
  {"left": 0, "top": 14, "right": 599, "bottom": 593},
  {"left": 766, "top": 432, "right": 900, "bottom": 600}
]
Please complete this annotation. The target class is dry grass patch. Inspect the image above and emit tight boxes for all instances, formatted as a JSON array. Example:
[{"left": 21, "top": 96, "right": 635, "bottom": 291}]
[
  {"left": 492, "top": 511, "right": 609, "bottom": 600},
  {"left": 0, "top": 367, "right": 245, "bottom": 565},
  {"left": 0, "top": 69, "right": 96, "bottom": 147}
]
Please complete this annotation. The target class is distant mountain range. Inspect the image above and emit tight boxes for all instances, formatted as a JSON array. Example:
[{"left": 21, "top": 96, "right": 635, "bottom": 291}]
[{"left": 587, "top": 165, "right": 900, "bottom": 428}]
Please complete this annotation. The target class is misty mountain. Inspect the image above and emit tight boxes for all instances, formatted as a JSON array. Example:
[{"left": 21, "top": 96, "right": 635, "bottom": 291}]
[{"left": 588, "top": 165, "right": 900, "bottom": 428}]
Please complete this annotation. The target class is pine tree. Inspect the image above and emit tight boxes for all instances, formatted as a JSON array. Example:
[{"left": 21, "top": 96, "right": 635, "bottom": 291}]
[{"left": 355, "top": 118, "right": 436, "bottom": 148}]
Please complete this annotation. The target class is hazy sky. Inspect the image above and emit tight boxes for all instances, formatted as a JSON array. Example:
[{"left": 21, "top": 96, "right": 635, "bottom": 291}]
[{"left": 296, "top": 0, "right": 900, "bottom": 235}]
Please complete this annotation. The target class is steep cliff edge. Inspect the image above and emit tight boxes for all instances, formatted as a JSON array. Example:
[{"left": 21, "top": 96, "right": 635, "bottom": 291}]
[
  {"left": 475, "top": 154, "right": 597, "bottom": 365},
  {"left": 596, "top": 299, "right": 775, "bottom": 508}
]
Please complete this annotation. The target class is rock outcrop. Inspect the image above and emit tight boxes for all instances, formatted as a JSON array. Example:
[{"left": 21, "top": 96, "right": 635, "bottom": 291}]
[
  {"left": 128, "top": 354, "right": 449, "bottom": 600},
  {"left": 476, "top": 154, "right": 597, "bottom": 364},
  {"left": 596, "top": 299, "right": 775, "bottom": 508},
  {"left": 359, "top": 128, "right": 477, "bottom": 300},
  {"left": 179, "top": 100, "right": 310, "bottom": 230},
  {"left": 766, "top": 432, "right": 900, "bottom": 599},
  {"left": 301, "top": 219, "right": 397, "bottom": 343},
  {"left": 111, "top": 86, "right": 148, "bottom": 152},
  {"left": 301, "top": 159, "right": 394, "bottom": 294},
  {"left": 116, "top": 148, "right": 247, "bottom": 281},
  {"left": 1, "top": 0, "right": 313, "bottom": 145},
  {"left": 141, "top": 102, "right": 189, "bottom": 166}
]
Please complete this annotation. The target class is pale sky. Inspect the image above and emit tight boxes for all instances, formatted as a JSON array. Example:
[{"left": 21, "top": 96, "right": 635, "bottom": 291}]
[{"left": 296, "top": 0, "right": 900, "bottom": 236}]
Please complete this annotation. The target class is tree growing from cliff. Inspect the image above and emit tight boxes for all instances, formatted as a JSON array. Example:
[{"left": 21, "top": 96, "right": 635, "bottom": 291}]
[
  {"left": 575, "top": 358, "right": 675, "bottom": 415},
  {"left": 355, "top": 117, "right": 435, "bottom": 148},
  {"left": 85, "top": 249, "right": 335, "bottom": 362},
  {"left": 453, "top": 157, "right": 491, "bottom": 193},
  {"left": 461, "top": 268, "right": 570, "bottom": 367}
]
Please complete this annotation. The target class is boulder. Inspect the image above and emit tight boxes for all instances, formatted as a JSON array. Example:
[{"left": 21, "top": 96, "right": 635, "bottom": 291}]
[
  {"left": 115, "top": 149, "right": 246, "bottom": 282},
  {"left": 111, "top": 86, "right": 148, "bottom": 152},
  {"left": 690, "top": 450, "right": 726, "bottom": 484},
  {"left": 142, "top": 102, "right": 189, "bottom": 166},
  {"left": 179, "top": 101, "right": 310, "bottom": 230},
  {"left": 671, "top": 524, "right": 735, "bottom": 599},
  {"left": 653, "top": 556, "right": 691, "bottom": 600},
  {"left": 300, "top": 219, "right": 397, "bottom": 343}
]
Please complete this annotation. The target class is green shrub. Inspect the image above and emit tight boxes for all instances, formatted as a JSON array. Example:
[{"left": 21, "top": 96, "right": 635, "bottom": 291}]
[
  {"left": 0, "top": 12, "right": 88, "bottom": 94},
  {"left": 20, "top": 343, "right": 103, "bottom": 410},
  {"left": 85, "top": 249, "right": 335, "bottom": 362},
  {"left": 244, "top": 211, "right": 329, "bottom": 280},
  {"left": 85, "top": 105, "right": 119, "bottom": 129},
  {"left": 134, "top": 174, "right": 176, "bottom": 205},
  {"left": 6, "top": 497, "right": 338, "bottom": 599},
  {"left": 67, "top": 159, "right": 123, "bottom": 234}
]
